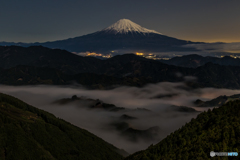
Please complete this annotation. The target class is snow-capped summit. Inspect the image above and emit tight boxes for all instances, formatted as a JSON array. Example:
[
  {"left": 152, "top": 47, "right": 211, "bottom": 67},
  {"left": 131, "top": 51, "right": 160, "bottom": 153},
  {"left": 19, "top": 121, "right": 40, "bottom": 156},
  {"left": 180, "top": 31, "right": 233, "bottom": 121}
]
[{"left": 101, "top": 19, "right": 161, "bottom": 35}]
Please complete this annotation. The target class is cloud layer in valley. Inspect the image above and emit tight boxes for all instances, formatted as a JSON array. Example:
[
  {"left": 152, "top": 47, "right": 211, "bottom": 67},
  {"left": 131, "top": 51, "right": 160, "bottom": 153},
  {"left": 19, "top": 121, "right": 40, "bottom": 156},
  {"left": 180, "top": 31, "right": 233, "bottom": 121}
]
[
  {"left": 184, "top": 42, "right": 240, "bottom": 54},
  {"left": 0, "top": 82, "right": 239, "bottom": 153}
]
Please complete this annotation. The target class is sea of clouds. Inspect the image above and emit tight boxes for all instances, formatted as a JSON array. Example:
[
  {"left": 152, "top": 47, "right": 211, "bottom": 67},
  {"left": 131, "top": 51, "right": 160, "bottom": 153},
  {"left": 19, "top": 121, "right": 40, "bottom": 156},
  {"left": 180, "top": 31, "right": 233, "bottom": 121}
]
[{"left": 0, "top": 82, "right": 239, "bottom": 153}]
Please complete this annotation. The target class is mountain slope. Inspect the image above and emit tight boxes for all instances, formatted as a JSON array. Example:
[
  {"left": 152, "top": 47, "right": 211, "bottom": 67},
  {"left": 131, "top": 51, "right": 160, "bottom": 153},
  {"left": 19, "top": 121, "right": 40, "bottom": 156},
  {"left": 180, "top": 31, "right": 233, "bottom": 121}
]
[
  {"left": 0, "top": 65, "right": 150, "bottom": 88},
  {"left": 0, "top": 93, "right": 124, "bottom": 160},
  {"left": 125, "top": 100, "right": 240, "bottom": 160},
  {"left": 0, "top": 19, "right": 197, "bottom": 53},
  {"left": 194, "top": 93, "right": 240, "bottom": 107},
  {"left": 0, "top": 45, "right": 101, "bottom": 74},
  {"left": 0, "top": 65, "right": 69, "bottom": 85}
]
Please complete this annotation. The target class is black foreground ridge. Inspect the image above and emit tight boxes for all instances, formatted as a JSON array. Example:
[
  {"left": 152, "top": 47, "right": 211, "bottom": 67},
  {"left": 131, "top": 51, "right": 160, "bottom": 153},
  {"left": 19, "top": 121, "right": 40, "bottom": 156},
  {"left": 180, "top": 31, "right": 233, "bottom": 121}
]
[
  {"left": 0, "top": 93, "right": 125, "bottom": 160},
  {"left": 125, "top": 100, "right": 240, "bottom": 160}
]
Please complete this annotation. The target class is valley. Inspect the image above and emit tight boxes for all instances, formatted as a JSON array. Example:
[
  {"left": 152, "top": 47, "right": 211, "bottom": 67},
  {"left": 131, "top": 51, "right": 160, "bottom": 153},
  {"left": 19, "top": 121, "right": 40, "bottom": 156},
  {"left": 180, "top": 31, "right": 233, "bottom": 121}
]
[{"left": 1, "top": 8, "right": 240, "bottom": 159}]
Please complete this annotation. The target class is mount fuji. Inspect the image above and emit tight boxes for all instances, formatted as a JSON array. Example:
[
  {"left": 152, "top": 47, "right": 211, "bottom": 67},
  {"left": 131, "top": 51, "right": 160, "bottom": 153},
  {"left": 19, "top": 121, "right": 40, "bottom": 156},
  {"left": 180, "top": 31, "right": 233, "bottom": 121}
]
[{"left": 0, "top": 19, "right": 198, "bottom": 53}]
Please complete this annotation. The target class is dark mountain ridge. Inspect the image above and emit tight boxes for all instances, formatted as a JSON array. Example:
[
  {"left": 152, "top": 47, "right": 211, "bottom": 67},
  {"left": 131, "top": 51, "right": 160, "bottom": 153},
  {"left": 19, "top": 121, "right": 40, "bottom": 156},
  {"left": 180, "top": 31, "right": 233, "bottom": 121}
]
[
  {"left": 194, "top": 93, "right": 240, "bottom": 107},
  {"left": 160, "top": 54, "right": 240, "bottom": 68},
  {"left": 0, "top": 93, "right": 125, "bottom": 160},
  {"left": 2, "top": 46, "right": 240, "bottom": 89},
  {"left": 0, "top": 45, "right": 101, "bottom": 74},
  {"left": 125, "top": 100, "right": 240, "bottom": 159}
]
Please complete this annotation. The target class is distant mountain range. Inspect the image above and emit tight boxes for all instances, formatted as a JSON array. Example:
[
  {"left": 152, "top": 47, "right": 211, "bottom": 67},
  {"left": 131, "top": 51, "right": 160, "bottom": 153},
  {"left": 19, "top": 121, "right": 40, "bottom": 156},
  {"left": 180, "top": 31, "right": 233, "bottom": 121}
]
[
  {"left": 2, "top": 46, "right": 240, "bottom": 89},
  {"left": 160, "top": 54, "right": 240, "bottom": 68},
  {"left": 0, "top": 45, "right": 100, "bottom": 74},
  {"left": 0, "top": 19, "right": 200, "bottom": 53}
]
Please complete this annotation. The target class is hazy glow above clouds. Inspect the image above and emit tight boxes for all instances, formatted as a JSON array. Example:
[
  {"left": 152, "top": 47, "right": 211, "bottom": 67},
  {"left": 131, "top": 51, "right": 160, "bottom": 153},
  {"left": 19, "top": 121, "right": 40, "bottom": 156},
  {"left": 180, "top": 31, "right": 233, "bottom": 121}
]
[{"left": 184, "top": 42, "right": 240, "bottom": 54}]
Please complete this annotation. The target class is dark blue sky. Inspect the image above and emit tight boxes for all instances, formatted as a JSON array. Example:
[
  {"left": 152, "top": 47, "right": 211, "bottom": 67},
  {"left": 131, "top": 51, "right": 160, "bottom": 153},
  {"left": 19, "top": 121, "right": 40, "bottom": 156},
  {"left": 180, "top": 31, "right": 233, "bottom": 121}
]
[{"left": 1, "top": 0, "right": 239, "bottom": 43}]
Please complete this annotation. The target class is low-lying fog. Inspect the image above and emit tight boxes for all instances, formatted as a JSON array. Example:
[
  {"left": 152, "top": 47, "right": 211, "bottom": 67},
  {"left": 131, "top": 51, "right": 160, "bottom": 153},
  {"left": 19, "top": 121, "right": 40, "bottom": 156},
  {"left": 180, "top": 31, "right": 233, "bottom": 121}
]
[{"left": 0, "top": 82, "right": 239, "bottom": 154}]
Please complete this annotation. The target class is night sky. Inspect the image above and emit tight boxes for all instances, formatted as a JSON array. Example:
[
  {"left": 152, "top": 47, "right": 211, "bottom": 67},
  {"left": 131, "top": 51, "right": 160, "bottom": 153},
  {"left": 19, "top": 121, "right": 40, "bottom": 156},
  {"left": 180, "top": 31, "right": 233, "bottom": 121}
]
[{"left": 1, "top": 0, "right": 239, "bottom": 43}]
